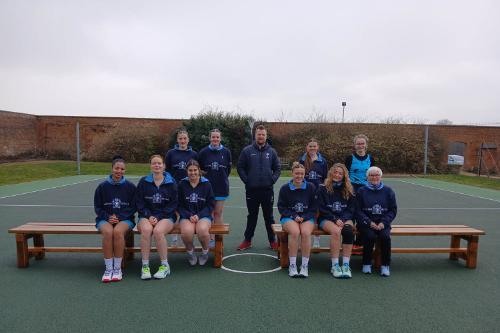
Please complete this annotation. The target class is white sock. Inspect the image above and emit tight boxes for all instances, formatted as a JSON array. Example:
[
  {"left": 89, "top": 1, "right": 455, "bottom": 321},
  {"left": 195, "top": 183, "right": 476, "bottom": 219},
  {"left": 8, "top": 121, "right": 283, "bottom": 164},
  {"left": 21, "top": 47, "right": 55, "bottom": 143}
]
[
  {"left": 113, "top": 257, "right": 122, "bottom": 270},
  {"left": 161, "top": 259, "right": 169, "bottom": 266},
  {"left": 202, "top": 248, "right": 209, "bottom": 255},
  {"left": 343, "top": 257, "right": 350, "bottom": 265},
  {"left": 187, "top": 249, "right": 194, "bottom": 255},
  {"left": 302, "top": 256, "right": 309, "bottom": 266},
  {"left": 290, "top": 256, "right": 297, "bottom": 266},
  {"left": 104, "top": 258, "right": 113, "bottom": 270},
  {"left": 142, "top": 259, "right": 149, "bottom": 267},
  {"left": 331, "top": 257, "right": 339, "bottom": 266}
]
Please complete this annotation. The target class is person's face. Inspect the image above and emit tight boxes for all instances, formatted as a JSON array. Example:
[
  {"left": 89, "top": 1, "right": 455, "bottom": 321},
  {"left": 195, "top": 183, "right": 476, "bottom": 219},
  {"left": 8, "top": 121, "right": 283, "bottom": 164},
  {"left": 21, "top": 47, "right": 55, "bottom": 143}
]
[
  {"left": 255, "top": 129, "right": 267, "bottom": 145},
  {"left": 187, "top": 165, "right": 200, "bottom": 181},
  {"left": 150, "top": 157, "right": 165, "bottom": 174},
  {"left": 354, "top": 138, "right": 367, "bottom": 154},
  {"left": 292, "top": 167, "right": 305, "bottom": 184},
  {"left": 331, "top": 167, "right": 344, "bottom": 182},
  {"left": 177, "top": 133, "right": 189, "bottom": 149},
  {"left": 210, "top": 132, "right": 221, "bottom": 146},
  {"left": 112, "top": 162, "right": 125, "bottom": 181},
  {"left": 306, "top": 142, "right": 319, "bottom": 156},
  {"left": 367, "top": 170, "right": 382, "bottom": 185}
]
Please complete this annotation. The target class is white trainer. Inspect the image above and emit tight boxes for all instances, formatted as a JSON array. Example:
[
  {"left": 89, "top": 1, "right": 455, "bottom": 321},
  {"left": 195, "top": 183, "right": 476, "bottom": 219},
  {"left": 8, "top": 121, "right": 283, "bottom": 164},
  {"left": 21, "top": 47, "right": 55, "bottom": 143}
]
[
  {"left": 101, "top": 269, "right": 113, "bottom": 283},
  {"left": 288, "top": 264, "right": 299, "bottom": 277},
  {"left": 299, "top": 264, "right": 309, "bottom": 278}
]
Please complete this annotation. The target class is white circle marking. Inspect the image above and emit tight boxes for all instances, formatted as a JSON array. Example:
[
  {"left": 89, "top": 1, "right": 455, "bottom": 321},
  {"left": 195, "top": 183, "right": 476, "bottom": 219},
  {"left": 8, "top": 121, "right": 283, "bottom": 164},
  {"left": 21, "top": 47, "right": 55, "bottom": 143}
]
[{"left": 221, "top": 252, "right": 282, "bottom": 274}]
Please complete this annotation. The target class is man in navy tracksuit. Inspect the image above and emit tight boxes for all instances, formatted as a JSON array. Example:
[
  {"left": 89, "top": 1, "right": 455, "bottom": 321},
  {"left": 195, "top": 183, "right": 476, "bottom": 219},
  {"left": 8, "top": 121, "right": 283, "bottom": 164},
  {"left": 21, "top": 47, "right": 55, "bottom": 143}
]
[{"left": 237, "top": 125, "right": 281, "bottom": 250}]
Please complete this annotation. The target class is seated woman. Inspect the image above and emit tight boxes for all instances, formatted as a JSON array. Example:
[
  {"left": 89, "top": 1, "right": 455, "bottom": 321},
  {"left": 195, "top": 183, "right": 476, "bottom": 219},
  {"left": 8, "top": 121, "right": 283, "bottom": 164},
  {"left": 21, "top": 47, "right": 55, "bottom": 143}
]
[
  {"left": 317, "top": 163, "right": 356, "bottom": 279},
  {"left": 277, "top": 162, "right": 317, "bottom": 278},
  {"left": 136, "top": 154, "right": 178, "bottom": 280},
  {"left": 356, "top": 166, "right": 397, "bottom": 277},
  {"left": 178, "top": 160, "right": 215, "bottom": 266},
  {"left": 94, "top": 155, "right": 137, "bottom": 283}
]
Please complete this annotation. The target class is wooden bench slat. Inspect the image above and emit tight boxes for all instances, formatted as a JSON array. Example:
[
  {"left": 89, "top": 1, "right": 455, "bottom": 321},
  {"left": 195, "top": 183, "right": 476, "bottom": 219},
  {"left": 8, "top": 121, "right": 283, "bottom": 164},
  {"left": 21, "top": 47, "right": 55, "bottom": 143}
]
[
  {"left": 30, "top": 246, "right": 219, "bottom": 254},
  {"left": 391, "top": 248, "right": 467, "bottom": 254}
]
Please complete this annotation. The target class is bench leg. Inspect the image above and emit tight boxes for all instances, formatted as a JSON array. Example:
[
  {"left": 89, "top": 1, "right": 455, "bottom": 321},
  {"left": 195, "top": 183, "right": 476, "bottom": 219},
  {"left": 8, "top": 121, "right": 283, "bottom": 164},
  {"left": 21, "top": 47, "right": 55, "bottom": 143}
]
[
  {"left": 278, "top": 234, "right": 289, "bottom": 268},
  {"left": 213, "top": 235, "right": 223, "bottom": 268},
  {"left": 15, "top": 234, "right": 30, "bottom": 268},
  {"left": 465, "top": 236, "right": 479, "bottom": 269},
  {"left": 449, "top": 235, "right": 460, "bottom": 260},
  {"left": 125, "top": 230, "right": 134, "bottom": 261},
  {"left": 33, "top": 234, "right": 45, "bottom": 260}
]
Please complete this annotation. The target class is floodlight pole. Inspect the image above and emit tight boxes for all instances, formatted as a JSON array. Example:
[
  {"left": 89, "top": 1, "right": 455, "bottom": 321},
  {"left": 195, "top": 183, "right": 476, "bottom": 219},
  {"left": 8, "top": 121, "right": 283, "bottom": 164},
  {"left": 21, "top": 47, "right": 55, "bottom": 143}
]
[{"left": 342, "top": 101, "right": 346, "bottom": 123}]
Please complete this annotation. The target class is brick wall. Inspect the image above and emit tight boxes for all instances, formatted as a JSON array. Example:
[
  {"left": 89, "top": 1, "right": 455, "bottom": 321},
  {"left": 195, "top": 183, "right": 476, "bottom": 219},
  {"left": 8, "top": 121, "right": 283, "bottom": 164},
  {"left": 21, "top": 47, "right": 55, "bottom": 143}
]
[
  {"left": 0, "top": 110, "right": 39, "bottom": 159},
  {"left": 1, "top": 110, "right": 499, "bottom": 173}
]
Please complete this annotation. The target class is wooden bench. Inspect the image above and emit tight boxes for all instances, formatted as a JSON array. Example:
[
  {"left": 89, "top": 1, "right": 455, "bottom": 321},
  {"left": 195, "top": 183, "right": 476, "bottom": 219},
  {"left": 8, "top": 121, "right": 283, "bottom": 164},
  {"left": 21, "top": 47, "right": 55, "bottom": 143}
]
[
  {"left": 272, "top": 224, "right": 485, "bottom": 269},
  {"left": 8, "top": 222, "right": 230, "bottom": 268}
]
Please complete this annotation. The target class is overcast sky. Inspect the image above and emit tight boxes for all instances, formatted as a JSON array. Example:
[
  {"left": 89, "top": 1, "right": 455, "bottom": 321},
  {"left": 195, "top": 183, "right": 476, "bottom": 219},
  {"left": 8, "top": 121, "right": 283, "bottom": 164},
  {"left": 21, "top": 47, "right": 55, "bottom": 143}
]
[{"left": 1, "top": 1, "right": 499, "bottom": 124}]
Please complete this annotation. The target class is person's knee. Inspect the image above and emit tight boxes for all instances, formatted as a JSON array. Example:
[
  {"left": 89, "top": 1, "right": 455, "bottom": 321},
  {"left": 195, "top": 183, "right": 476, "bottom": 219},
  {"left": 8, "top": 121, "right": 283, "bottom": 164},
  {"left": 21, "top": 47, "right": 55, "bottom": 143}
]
[
  {"left": 342, "top": 225, "right": 354, "bottom": 244},
  {"left": 101, "top": 227, "right": 113, "bottom": 239},
  {"left": 362, "top": 231, "right": 376, "bottom": 243}
]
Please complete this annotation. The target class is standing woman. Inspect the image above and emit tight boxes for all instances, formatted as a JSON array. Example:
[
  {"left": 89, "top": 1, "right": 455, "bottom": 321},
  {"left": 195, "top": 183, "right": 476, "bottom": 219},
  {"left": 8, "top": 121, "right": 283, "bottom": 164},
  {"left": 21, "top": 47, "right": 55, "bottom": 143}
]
[
  {"left": 165, "top": 129, "right": 198, "bottom": 245},
  {"left": 344, "top": 134, "right": 375, "bottom": 192},
  {"left": 136, "top": 155, "right": 178, "bottom": 280},
  {"left": 277, "top": 162, "right": 317, "bottom": 278},
  {"left": 356, "top": 166, "right": 397, "bottom": 277},
  {"left": 299, "top": 138, "right": 328, "bottom": 248},
  {"left": 198, "top": 129, "right": 232, "bottom": 248},
  {"left": 178, "top": 160, "right": 215, "bottom": 266},
  {"left": 317, "top": 163, "right": 356, "bottom": 279},
  {"left": 94, "top": 156, "right": 137, "bottom": 283}
]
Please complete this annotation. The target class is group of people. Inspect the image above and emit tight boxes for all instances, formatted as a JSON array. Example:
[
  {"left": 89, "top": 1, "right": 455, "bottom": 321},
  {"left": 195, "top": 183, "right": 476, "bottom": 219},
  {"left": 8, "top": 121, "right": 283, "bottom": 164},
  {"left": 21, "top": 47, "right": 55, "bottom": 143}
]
[{"left": 94, "top": 125, "right": 397, "bottom": 283}]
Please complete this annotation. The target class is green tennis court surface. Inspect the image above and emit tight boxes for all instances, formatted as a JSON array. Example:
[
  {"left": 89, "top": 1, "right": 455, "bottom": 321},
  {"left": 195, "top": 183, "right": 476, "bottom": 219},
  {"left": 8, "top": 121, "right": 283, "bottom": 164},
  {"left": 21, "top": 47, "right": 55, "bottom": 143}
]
[{"left": 1, "top": 176, "right": 499, "bottom": 332}]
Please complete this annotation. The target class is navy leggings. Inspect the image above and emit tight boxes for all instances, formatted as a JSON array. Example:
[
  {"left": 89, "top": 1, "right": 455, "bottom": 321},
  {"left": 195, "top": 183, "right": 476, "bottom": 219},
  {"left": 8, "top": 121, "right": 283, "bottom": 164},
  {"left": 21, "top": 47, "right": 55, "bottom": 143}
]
[{"left": 361, "top": 227, "right": 391, "bottom": 266}]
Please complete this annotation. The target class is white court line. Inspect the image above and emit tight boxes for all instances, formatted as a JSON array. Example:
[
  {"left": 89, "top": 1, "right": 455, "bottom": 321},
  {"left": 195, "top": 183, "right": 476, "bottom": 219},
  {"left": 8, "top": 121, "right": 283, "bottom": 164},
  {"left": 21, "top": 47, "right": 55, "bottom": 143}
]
[
  {"left": 395, "top": 179, "right": 500, "bottom": 204},
  {"left": 1, "top": 203, "right": 500, "bottom": 210},
  {"left": 0, "top": 177, "right": 103, "bottom": 199}
]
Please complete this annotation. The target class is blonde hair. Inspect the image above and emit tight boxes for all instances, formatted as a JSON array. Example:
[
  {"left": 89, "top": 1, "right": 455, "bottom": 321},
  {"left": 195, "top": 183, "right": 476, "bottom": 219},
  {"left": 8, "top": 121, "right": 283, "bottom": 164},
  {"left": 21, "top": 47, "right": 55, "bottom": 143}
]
[
  {"left": 353, "top": 134, "right": 368, "bottom": 145},
  {"left": 324, "top": 163, "right": 354, "bottom": 200},
  {"left": 291, "top": 161, "right": 305, "bottom": 171},
  {"left": 149, "top": 154, "right": 164, "bottom": 164}
]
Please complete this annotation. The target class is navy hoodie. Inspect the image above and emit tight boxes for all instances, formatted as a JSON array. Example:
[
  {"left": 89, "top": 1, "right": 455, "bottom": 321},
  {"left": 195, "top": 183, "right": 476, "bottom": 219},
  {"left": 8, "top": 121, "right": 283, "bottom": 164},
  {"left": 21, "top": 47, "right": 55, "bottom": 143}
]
[
  {"left": 135, "top": 172, "right": 178, "bottom": 221},
  {"left": 237, "top": 142, "right": 281, "bottom": 190},
  {"left": 198, "top": 144, "right": 232, "bottom": 198},
  {"left": 177, "top": 177, "right": 215, "bottom": 220},
  {"left": 165, "top": 145, "right": 198, "bottom": 182},
  {"left": 277, "top": 180, "right": 317, "bottom": 222},
  {"left": 356, "top": 184, "right": 397, "bottom": 229},
  {"left": 317, "top": 184, "right": 355, "bottom": 222},
  {"left": 299, "top": 152, "right": 328, "bottom": 187},
  {"left": 94, "top": 176, "right": 137, "bottom": 225}
]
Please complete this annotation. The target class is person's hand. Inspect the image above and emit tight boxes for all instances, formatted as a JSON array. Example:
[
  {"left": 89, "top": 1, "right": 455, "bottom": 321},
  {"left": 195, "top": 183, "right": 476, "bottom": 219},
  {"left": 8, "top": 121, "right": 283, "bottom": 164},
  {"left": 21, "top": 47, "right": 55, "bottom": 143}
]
[
  {"left": 370, "top": 221, "right": 378, "bottom": 230},
  {"left": 295, "top": 216, "right": 304, "bottom": 223},
  {"left": 190, "top": 215, "right": 199, "bottom": 223},
  {"left": 149, "top": 216, "right": 158, "bottom": 226},
  {"left": 108, "top": 215, "right": 119, "bottom": 224},
  {"left": 377, "top": 223, "right": 385, "bottom": 230},
  {"left": 335, "top": 220, "right": 344, "bottom": 228}
]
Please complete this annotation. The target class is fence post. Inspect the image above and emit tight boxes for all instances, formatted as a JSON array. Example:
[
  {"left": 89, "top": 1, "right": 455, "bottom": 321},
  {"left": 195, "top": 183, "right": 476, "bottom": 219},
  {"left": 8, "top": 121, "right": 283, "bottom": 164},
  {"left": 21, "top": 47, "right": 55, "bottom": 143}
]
[
  {"left": 76, "top": 122, "right": 81, "bottom": 175},
  {"left": 423, "top": 125, "right": 429, "bottom": 175}
]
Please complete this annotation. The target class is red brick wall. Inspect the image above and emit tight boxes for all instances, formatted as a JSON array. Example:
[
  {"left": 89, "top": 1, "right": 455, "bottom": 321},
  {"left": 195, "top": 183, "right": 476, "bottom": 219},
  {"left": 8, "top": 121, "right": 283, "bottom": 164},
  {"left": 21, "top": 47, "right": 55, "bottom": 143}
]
[
  {"left": 0, "top": 111, "right": 38, "bottom": 158},
  {"left": 1, "top": 110, "right": 499, "bottom": 173}
]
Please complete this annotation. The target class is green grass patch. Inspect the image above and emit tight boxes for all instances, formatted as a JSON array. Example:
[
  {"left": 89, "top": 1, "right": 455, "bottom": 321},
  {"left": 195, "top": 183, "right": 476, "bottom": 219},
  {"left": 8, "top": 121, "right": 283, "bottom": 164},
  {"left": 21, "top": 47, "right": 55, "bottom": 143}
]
[
  {"left": 0, "top": 161, "right": 150, "bottom": 186},
  {"left": 0, "top": 160, "right": 292, "bottom": 186},
  {"left": 420, "top": 174, "right": 500, "bottom": 191}
]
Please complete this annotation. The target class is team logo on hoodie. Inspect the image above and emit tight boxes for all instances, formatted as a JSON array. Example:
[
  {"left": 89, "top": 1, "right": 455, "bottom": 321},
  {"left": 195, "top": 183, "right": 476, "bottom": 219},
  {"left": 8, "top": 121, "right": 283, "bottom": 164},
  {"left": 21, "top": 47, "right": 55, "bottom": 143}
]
[
  {"left": 266, "top": 152, "right": 270, "bottom": 159},
  {"left": 210, "top": 161, "right": 220, "bottom": 170},
  {"left": 332, "top": 201, "right": 343, "bottom": 212},
  {"left": 112, "top": 198, "right": 122, "bottom": 209},
  {"left": 189, "top": 192, "right": 199, "bottom": 203},
  {"left": 175, "top": 161, "right": 187, "bottom": 170},
  {"left": 152, "top": 193, "right": 162, "bottom": 204},
  {"left": 372, "top": 204, "right": 383, "bottom": 215},
  {"left": 293, "top": 202, "right": 305, "bottom": 213},
  {"left": 309, "top": 170, "right": 318, "bottom": 180}
]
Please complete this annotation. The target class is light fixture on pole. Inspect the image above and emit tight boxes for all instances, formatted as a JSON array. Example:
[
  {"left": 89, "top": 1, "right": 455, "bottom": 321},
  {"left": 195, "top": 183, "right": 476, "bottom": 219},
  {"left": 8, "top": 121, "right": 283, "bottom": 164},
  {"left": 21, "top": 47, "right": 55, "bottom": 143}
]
[{"left": 342, "top": 101, "right": 346, "bottom": 122}]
